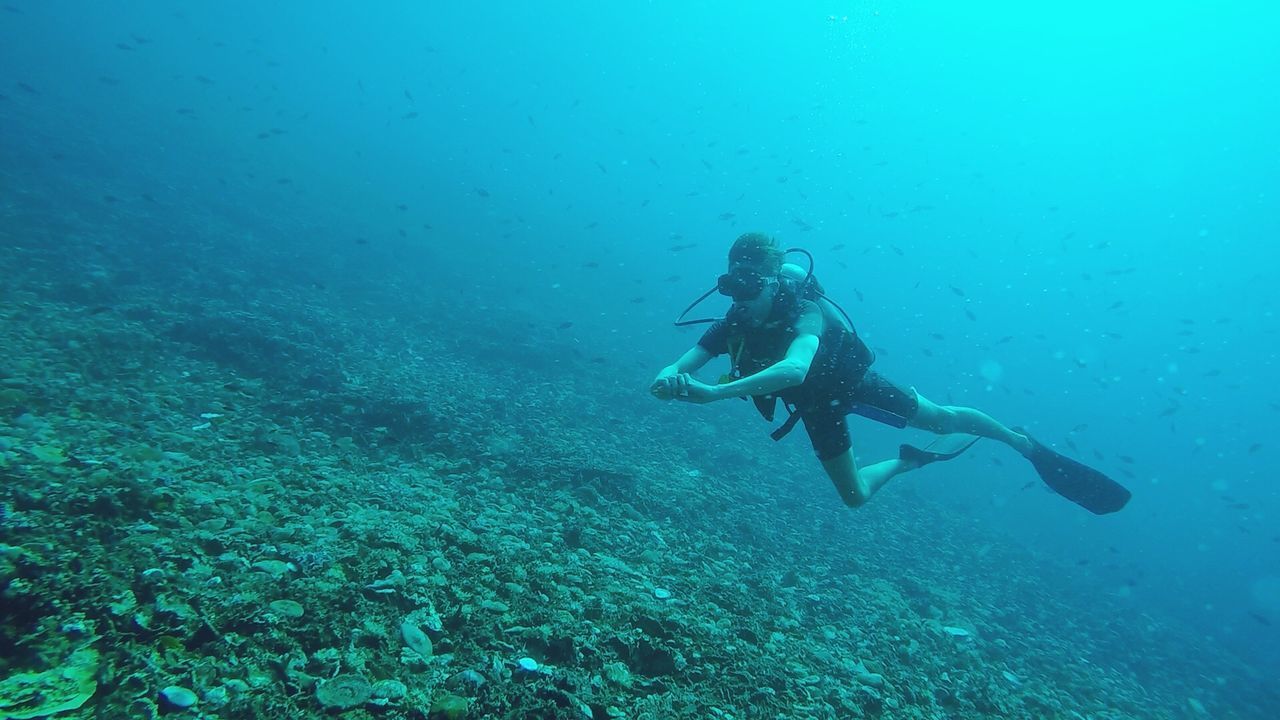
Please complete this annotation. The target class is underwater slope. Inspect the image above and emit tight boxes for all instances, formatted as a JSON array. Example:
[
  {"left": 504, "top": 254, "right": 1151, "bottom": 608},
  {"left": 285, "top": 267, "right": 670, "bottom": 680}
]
[{"left": 0, "top": 187, "right": 1274, "bottom": 719}]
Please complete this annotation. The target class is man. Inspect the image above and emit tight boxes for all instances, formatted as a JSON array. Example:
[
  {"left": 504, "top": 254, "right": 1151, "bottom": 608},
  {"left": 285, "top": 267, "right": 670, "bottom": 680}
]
[{"left": 651, "top": 233, "right": 1130, "bottom": 514}]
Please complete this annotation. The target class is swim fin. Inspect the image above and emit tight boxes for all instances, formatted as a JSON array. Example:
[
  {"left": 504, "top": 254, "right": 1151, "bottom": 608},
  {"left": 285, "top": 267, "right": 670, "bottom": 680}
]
[
  {"left": 1019, "top": 430, "right": 1131, "bottom": 514},
  {"left": 899, "top": 434, "right": 981, "bottom": 468}
]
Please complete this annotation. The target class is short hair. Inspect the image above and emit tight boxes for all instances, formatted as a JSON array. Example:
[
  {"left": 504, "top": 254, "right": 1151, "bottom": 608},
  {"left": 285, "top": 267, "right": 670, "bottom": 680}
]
[{"left": 727, "top": 232, "right": 783, "bottom": 274}]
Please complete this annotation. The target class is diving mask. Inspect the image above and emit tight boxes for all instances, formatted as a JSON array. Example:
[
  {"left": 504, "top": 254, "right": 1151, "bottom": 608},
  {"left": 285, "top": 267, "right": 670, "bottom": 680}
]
[{"left": 717, "top": 269, "right": 768, "bottom": 302}]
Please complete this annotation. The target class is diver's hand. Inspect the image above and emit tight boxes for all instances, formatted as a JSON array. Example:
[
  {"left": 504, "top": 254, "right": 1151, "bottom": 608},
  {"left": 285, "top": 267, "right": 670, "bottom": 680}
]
[
  {"left": 673, "top": 374, "right": 720, "bottom": 404},
  {"left": 649, "top": 371, "right": 686, "bottom": 401}
]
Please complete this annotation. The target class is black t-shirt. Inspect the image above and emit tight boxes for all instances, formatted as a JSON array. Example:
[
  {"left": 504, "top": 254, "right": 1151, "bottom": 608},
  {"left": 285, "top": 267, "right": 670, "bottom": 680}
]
[{"left": 697, "top": 285, "right": 872, "bottom": 412}]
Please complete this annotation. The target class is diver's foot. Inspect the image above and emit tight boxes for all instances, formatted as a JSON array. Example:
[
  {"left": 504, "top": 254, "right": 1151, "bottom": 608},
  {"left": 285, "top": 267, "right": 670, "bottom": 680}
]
[
  {"left": 1010, "top": 427, "right": 1038, "bottom": 458},
  {"left": 898, "top": 434, "right": 981, "bottom": 469}
]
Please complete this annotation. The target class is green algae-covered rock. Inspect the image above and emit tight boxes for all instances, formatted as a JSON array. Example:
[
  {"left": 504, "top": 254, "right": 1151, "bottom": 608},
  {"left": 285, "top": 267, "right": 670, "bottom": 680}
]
[
  {"left": 428, "top": 693, "right": 469, "bottom": 720},
  {"left": 268, "top": 599, "right": 305, "bottom": 619},
  {"left": 0, "top": 648, "right": 98, "bottom": 719},
  {"left": 400, "top": 619, "right": 433, "bottom": 660},
  {"left": 315, "top": 674, "right": 372, "bottom": 710}
]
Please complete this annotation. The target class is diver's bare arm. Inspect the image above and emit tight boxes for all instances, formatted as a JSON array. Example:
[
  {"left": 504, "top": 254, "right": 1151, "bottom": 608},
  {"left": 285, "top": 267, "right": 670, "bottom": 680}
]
[
  {"left": 659, "top": 345, "right": 713, "bottom": 377},
  {"left": 712, "top": 334, "right": 818, "bottom": 400}
]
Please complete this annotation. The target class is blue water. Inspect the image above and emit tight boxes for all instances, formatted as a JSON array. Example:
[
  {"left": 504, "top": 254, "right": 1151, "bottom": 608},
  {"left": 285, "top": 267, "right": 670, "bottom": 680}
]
[{"left": 3, "top": 0, "right": 1278, "bottom": 708}]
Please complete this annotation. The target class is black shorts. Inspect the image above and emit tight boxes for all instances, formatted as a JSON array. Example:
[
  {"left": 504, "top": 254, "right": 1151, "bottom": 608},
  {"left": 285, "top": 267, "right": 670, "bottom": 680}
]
[{"left": 800, "top": 370, "right": 920, "bottom": 461}]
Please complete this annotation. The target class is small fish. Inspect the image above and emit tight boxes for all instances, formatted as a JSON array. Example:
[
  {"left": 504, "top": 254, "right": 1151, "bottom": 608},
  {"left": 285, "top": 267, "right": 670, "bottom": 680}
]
[
  {"left": 949, "top": 285, "right": 965, "bottom": 297},
  {"left": 195, "top": 75, "right": 215, "bottom": 85},
  {"left": 830, "top": 243, "right": 846, "bottom": 251},
  {"left": 1248, "top": 443, "right": 1262, "bottom": 454},
  {"left": 1118, "top": 455, "right": 1135, "bottom": 464},
  {"left": 1108, "top": 301, "right": 1124, "bottom": 310},
  {"left": 354, "top": 238, "right": 369, "bottom": 245},
  {"left": 475, "top": 187, "right": 490, "bottom": 198},
  {"left": 402, "top": 111, "right": 419, "bottom": 120},
  {"left": 996, "top": 336, "right": 1014, "bottom": 344},
  {"left": 596, "top": 162, "right": 608, "bottom": 174},
  {"left": 964, "top": 309, "right": 977, "bottom": 321},
  {"left": 116, "top": 42, "right": 135, "bottom": 51},
  {"left": 98, "top": 76, "right": 120, "bottom": 85},
  {"left": 921, "top": 348, "right": 934, "bottom": 357},
  {"left": 1248, "top": 612, "right": 1272, "bottom": 626},
  {"left": 718, "top": 212, "right": 735, "bottom": 221},
  {"left": 16, "top": 81, "right": 38, "bottom": 94},
  {"left": 890, "top": 245, "right": 904, "bottom": 256},
  {"left": 583, "top": 261, "right": 599, "bottom": 269},
  {"left": 668, "top": 243, "right": 696, "bottom": 252},
  {"left": 583, "top": 222, "right": 598, "bottom": 230},
  {"left": 854, "top": 289, "right": 864, "bottom": 302},
  {"left": 664, "top": 275, "right": 681, "bottom": 283},
  {"left": 630, "top": 297, "right": 645, "bottom": 304},
  {"left": 649, "top": 157, "right": 660, "bottom": 168},
  {"left": 404, "top": 88, "right": 415, "bottom": 102},
  {"left": 929, "top": 333, "right": 945, "bottom": 340},
  {"left": 557, "top": 321, "right": 573, "bottom": 330}
]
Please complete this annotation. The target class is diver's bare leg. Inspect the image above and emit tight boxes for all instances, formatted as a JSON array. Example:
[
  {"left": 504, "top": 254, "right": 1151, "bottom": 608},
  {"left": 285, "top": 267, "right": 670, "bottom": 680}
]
[
  {"left": 912, "top": 393, "right": 1033, "bottom": 456},
  {"left": 821, "top": 450, "right": 915, "bottom": 508}
]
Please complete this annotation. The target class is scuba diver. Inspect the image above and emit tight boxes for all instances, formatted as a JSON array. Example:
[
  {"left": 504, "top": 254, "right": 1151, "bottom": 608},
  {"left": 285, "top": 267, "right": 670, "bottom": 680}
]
[{"left": 651, "top": 232, "right": 1130, "bottom": 514}]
